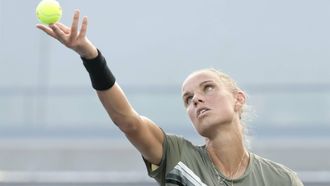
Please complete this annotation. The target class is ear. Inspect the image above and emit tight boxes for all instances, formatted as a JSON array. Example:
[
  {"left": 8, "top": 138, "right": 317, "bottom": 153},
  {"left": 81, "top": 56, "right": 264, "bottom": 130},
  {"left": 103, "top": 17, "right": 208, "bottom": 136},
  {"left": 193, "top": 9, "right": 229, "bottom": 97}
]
[{"left": 234, "top": 91, "right": 246, "bottom": 112}]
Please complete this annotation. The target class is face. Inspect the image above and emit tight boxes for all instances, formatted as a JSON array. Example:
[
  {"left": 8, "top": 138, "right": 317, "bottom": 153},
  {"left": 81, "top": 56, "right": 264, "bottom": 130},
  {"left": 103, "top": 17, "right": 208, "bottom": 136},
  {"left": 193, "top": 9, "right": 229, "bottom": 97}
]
[{"left": 181, "top": 70, "right": 244, "bottom": 137}]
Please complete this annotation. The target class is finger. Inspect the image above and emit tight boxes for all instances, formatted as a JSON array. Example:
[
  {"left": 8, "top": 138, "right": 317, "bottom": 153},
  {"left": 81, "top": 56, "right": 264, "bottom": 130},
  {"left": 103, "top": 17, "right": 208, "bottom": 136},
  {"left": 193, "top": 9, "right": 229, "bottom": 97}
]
[
  {"left": 56, "top": 22, "right": 71, "bottom": 34},
  {"left": 36, "top": 24, "right": 57, "bottom": 38},
  {"left": 49, "top": 24, "right": 67, "bottom": 42},
  {"left": 69, "top": 10, "right": 80, "bottom": 42},
  {"left": 78, "top": 16, "right": 88, "bottom": 40}
]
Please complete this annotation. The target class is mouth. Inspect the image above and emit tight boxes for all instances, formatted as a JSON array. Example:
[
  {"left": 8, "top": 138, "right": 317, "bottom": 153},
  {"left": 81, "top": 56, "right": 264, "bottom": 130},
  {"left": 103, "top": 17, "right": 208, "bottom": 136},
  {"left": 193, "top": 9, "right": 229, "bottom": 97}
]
[{"left": 196, "top": 107, "right": 210, "bottom": 118}]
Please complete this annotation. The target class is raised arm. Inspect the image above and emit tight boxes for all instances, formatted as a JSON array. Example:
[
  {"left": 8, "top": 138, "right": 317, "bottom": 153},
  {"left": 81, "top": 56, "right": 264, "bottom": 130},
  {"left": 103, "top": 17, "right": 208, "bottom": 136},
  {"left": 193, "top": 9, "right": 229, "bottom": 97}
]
[{"left": 36, "top": 10, "right": 164, "bottom": 165}]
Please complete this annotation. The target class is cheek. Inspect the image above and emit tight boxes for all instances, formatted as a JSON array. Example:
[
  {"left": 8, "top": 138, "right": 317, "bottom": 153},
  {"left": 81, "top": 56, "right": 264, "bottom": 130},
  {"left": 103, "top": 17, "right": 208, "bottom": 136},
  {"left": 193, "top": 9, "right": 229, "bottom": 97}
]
[
  {"left": 187, "top": 107, "right": 196, "bottom": 121},
  {"left": 210, "top": 95, "right": 235, "bottom": 112}
]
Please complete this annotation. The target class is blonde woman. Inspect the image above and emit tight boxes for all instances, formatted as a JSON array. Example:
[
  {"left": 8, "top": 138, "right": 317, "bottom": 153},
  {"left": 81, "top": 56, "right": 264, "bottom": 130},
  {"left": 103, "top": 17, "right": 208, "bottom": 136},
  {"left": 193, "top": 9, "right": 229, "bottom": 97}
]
[{"left": 37, "top": 10, "right": 304, "bottom": 186}]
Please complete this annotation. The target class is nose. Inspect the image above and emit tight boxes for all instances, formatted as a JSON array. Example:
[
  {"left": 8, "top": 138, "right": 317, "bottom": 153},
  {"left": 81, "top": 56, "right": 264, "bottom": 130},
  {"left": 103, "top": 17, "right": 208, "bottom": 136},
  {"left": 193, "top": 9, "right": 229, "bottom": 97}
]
[{"left": 192, "top": 94, "right": 204, "bottom": 106}]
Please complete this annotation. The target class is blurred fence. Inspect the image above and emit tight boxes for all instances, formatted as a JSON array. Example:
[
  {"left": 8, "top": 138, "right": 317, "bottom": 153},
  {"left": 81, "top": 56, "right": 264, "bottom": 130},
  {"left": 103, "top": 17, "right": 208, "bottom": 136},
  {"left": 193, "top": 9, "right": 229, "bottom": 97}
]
[{"left": 0, "top": 85, "right": 330, "bottom": 186}]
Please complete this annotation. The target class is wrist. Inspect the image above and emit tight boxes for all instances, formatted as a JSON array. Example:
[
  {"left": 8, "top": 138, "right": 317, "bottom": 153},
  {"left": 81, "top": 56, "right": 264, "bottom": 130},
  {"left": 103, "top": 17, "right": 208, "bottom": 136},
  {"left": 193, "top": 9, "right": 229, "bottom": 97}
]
[
  {"left": 82, "top": 49, "right": 116, "bottom": 90},
  {"left": 77, "top": 39, "right": 98, "bottom": 59}
]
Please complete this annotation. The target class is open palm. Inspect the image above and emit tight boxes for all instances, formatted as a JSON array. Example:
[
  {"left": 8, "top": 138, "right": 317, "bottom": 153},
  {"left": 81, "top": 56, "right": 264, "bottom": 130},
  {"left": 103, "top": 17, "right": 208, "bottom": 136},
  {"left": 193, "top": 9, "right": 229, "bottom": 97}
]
[{"left": 36, "top": 10, "right": 97, "bottom": 59}]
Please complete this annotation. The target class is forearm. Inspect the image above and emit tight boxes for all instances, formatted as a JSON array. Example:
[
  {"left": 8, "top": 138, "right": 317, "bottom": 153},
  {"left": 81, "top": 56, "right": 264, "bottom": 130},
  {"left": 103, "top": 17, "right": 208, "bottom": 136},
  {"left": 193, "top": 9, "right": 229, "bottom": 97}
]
[
  {"left": 82, "top": 49, "right": 139, "bottom": 131},
  {"left": 97, "top": 84, "right": 140, "bottom": 132}
]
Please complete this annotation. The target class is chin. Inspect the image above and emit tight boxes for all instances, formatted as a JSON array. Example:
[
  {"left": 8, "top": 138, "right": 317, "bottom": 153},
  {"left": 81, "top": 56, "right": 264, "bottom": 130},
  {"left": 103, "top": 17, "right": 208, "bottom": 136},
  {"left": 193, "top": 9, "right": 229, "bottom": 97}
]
[
  {"left": 195, "top": 122, "right": 216, "bottom": 138},
  {"left": 195, "top": 119, "right": 231, "bottom": 137}
]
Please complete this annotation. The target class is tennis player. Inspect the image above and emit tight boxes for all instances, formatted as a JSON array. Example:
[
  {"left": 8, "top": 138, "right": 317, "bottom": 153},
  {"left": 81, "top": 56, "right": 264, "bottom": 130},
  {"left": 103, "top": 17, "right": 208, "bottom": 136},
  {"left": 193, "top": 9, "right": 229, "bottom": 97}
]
[{"left": 37, "top": 10, "right": 304, "bottom": 186}]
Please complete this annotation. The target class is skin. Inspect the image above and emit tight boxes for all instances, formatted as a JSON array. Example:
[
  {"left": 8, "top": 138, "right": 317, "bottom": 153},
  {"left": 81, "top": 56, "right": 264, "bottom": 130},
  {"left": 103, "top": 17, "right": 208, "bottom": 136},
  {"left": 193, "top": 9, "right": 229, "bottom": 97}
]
[
  {"left": 36, "top": 10, "right": 249, "bottom": 179},
  {"left": 182, "top": 70, "right": 250, "bottom": 178}
]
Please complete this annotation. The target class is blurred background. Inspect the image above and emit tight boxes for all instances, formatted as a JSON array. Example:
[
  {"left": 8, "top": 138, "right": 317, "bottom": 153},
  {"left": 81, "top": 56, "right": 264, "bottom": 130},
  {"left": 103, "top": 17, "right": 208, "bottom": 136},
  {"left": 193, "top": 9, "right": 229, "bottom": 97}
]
[{"left": 0, "top": 0, "right": 329, "bottom": 185}]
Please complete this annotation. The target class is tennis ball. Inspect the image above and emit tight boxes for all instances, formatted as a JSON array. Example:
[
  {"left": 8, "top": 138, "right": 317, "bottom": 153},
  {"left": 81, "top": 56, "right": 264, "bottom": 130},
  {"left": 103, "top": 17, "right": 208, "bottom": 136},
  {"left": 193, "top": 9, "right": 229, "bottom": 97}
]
[{"left": 36, "top": 0, "right": 62, "bottom": 25}]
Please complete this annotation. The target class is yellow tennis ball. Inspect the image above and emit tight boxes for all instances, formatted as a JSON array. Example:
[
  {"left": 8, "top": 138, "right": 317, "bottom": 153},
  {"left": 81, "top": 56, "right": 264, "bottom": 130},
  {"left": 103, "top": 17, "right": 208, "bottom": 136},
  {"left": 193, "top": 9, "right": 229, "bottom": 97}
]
[{"left": 36, "top": 0, "right": 62, "bottom": 25}]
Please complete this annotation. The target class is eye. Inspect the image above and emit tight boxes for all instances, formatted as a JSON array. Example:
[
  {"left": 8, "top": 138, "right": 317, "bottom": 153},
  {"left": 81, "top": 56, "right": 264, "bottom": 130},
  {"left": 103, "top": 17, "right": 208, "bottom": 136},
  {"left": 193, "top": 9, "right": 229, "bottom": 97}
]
[
  {"left": 184, "top": 95, "right": 193, "bottom": 106},
  {"left": 204, "top": 84, "right": 214, "bottom": 92}
]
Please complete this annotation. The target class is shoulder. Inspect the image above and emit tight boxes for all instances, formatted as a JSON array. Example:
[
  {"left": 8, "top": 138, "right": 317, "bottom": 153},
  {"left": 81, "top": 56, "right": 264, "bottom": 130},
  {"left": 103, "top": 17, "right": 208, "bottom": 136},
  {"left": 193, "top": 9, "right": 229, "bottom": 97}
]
[
  {"left": 165, "top": 134, "right": 196, "bottom": 150},
  {"left": 252, "top": 153, "right": 296, "bottom": 174},
  {"left": 251, "top": 153, "right": 303, "bottom": 185},
  {"left": 164, "top": 134, "right": 205, "bottom": 163}
]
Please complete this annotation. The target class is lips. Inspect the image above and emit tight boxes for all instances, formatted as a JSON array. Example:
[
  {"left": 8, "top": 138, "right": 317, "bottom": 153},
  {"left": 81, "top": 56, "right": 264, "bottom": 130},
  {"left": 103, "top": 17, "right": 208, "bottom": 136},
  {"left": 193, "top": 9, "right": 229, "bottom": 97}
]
[{"left": 196, "top": 107, "right": 210, "bottom": 118}]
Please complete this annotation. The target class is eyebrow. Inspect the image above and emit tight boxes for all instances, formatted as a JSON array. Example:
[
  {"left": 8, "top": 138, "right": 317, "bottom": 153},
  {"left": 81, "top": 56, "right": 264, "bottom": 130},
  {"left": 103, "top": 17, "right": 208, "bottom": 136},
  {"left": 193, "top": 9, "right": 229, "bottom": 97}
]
[
  {"left": 182, "top": 80, "right": 215, "bottom": 98},
  {"left": 200, "top": 80, "right": 214, "bottom": 86}
]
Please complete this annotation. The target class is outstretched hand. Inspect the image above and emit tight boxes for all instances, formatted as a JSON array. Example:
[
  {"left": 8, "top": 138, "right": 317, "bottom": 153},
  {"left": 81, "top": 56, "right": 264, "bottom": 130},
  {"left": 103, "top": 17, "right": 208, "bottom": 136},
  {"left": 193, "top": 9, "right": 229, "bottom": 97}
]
[{"left": 36, "top": 10, "right": 98, "bottom": 59}]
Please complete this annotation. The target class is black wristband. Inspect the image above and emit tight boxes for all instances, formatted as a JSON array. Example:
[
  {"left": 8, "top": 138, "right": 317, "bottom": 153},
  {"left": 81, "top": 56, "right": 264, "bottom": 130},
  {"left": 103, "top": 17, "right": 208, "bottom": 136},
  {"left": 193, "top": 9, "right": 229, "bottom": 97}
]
[{"left": 81, "top": 49, "right": 116, "bottom": 90}]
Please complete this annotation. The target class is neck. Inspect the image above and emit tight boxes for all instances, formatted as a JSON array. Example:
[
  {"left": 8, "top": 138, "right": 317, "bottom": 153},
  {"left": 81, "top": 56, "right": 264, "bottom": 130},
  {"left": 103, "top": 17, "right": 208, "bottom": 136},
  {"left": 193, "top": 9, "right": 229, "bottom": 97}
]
[{"left": 206, "top": 123, "right": 249, "bottom": 179}]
